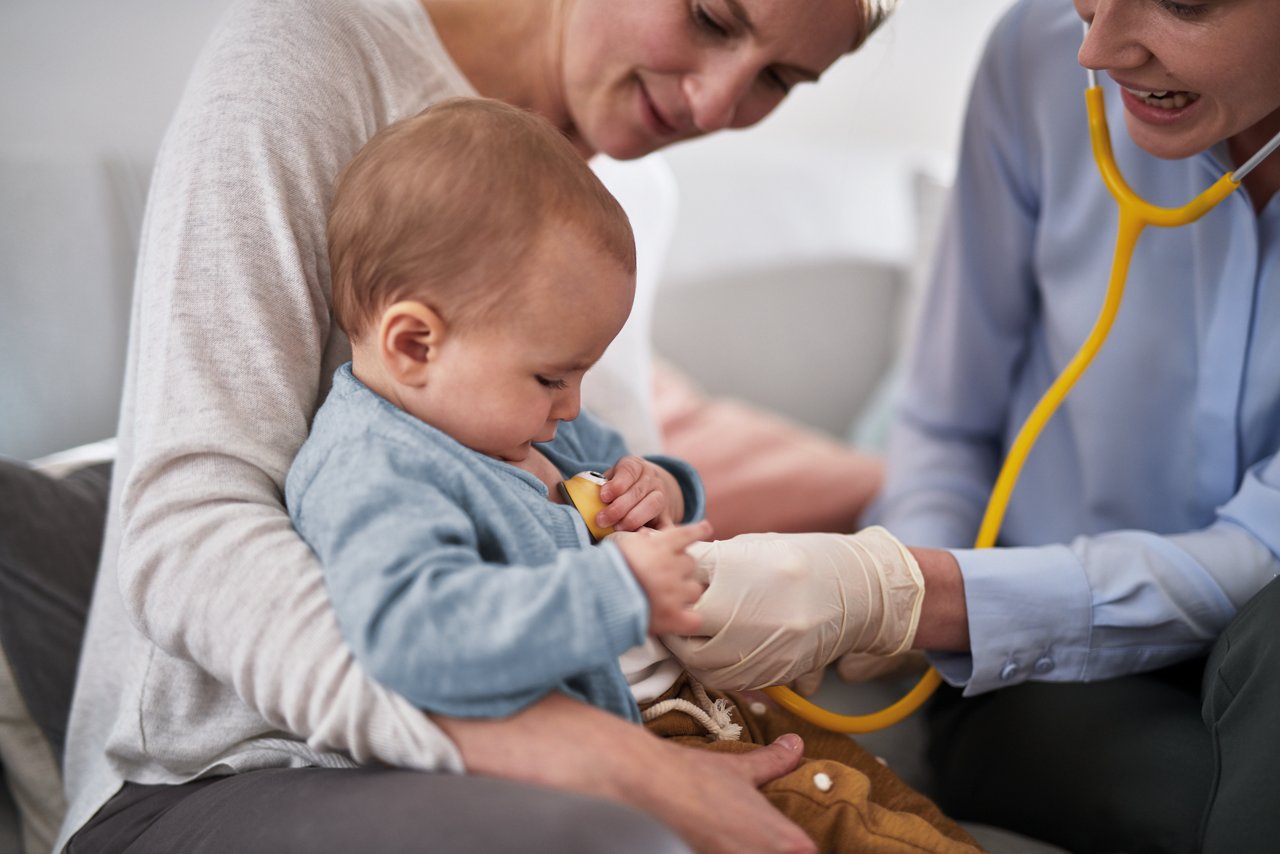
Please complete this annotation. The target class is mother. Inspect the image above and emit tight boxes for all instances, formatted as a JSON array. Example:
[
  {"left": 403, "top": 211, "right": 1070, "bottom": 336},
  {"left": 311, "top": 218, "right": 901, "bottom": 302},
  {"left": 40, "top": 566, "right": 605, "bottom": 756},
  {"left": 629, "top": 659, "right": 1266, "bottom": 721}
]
[{"left": 57, "top": 0, "right": 897, "bottom": 852}]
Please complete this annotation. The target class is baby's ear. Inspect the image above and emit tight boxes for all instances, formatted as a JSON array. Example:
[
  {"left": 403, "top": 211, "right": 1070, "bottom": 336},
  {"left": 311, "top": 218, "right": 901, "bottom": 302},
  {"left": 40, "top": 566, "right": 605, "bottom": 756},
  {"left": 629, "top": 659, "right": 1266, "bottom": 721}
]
[{"left": 377, "top": 300, "right": 446, "bottom": 386}]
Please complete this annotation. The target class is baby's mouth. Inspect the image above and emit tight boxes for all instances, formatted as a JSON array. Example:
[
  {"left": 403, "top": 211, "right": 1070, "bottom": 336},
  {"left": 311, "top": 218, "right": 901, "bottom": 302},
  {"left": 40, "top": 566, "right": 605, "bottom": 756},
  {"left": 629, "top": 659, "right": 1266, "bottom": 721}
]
[{"left": 1123, "top": 86, "right": 1201, "bottom": 110}]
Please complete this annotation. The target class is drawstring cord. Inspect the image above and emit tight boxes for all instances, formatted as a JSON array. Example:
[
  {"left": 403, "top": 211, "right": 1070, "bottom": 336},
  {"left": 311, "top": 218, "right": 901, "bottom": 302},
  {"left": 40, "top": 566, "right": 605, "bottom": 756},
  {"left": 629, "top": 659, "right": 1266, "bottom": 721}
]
[{"left": 641, "top": 678, "right": 742, "bottom": 741}]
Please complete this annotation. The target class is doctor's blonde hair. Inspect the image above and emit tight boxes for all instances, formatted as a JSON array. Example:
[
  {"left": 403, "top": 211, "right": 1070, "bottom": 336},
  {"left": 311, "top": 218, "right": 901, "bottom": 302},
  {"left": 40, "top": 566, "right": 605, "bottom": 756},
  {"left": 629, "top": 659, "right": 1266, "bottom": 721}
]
[{"left": 328, "top": 97, "right": 635, "bottom": 342}]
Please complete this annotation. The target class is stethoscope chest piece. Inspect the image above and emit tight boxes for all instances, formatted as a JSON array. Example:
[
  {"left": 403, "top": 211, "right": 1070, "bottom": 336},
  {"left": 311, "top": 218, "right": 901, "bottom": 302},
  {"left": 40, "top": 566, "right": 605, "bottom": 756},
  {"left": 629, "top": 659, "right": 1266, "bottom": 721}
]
[{"left": 558, "top": 471, "right": 615, "bottom": 543}]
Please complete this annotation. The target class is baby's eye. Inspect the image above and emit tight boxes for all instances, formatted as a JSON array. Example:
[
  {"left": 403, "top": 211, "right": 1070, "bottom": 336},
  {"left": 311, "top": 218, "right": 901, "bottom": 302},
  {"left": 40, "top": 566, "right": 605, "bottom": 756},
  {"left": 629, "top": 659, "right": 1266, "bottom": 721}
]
[{"left": 536, "top": 375, "right": 568, "bottom": 390}]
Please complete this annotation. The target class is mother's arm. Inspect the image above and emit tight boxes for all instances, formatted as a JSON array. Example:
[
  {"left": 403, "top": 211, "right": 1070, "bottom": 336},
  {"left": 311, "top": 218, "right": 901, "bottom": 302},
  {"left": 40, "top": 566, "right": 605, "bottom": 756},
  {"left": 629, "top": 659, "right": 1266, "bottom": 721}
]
[{"left": 439, "top": 694, "right": 815, "bottom": 854}]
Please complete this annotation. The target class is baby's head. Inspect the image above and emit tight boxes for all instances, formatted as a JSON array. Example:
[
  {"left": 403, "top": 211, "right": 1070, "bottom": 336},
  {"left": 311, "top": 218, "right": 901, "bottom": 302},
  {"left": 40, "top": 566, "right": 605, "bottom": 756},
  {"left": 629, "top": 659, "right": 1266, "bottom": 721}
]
[{"left": 327, "top": 97, "right": 636, "bottom": 462}]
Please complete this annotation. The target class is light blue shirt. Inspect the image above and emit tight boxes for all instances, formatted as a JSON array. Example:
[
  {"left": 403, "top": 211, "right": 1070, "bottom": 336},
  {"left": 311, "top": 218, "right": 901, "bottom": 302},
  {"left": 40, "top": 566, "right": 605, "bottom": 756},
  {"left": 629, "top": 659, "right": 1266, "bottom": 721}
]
[
  {"left": 286, "top": 364, "right": 705, "bottom": 722},
  {"left": 875, "top": 0, "right": 1280, "bottom": 695}
]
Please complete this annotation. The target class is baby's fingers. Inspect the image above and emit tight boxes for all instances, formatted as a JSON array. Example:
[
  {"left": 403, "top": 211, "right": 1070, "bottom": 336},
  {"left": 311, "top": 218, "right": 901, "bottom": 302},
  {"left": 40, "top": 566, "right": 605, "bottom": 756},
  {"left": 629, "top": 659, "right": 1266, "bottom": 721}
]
[
  {"left": 664, "top": 607, "right": 702, "bottom": 637},
  {"left": 656, "top": 520, "right": 713, "bottom": 553},
  {"left": 605, "top": 490, "right": 667, "bottom": 532},
  {"left": 599, "top": 456, "right": 643, "bottom": 502}
]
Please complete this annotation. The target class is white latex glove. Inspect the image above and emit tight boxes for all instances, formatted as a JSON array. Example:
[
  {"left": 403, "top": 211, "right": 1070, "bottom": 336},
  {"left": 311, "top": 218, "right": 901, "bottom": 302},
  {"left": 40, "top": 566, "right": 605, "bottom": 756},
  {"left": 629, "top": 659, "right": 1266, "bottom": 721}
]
[
  {"left": 663, "top": 527, "right": 924, "bottom": 691},
  {"left": 786, "top": 649, "right": 930, "bottom": 697},
  {"left": 834, "top": 650, "right": 931, "bottom": 684},
  {"left": 788, "top": 668, "right": 826, "bottom": 697}
]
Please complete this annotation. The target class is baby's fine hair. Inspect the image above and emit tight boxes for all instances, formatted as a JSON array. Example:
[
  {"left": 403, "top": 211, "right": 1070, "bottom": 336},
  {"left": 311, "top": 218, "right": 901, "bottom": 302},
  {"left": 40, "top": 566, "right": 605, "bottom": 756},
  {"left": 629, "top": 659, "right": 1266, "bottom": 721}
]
[{"left": 328, "top": 97, "right": 636, "bottom": 341}]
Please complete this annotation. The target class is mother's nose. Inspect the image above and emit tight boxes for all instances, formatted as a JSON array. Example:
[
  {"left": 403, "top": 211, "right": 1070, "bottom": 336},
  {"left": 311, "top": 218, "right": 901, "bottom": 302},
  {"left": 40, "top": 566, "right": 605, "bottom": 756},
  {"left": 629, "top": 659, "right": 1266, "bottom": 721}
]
[{"left": 682, "top": 58, "right": 758, "bottom": 134}]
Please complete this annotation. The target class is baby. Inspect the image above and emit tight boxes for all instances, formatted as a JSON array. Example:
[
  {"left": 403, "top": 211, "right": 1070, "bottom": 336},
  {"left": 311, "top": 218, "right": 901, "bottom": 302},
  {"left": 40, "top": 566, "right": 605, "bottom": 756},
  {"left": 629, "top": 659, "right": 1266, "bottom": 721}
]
[{"left": 286, "top": 97, "right": 977, "bottom": 852}]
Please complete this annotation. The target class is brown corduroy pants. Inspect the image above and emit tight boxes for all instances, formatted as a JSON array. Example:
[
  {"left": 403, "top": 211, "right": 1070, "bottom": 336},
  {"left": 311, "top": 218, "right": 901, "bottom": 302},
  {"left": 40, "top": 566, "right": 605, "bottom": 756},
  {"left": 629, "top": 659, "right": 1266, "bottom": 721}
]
[{"left": 643, "top": 674, "right": 982, "bottom": 853}]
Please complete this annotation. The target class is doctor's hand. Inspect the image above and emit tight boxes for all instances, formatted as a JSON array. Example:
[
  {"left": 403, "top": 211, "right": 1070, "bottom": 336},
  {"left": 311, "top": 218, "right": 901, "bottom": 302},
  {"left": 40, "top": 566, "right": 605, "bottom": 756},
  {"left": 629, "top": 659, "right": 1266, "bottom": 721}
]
[
  {"left": 611, "top": 521, "right": 710, "bottom": 636},
  {"left": 662, "top": 527, "right": 925, "bottom": 691},
  {"left": 834, "top": 649, "right": 931, "bottom": 684}
]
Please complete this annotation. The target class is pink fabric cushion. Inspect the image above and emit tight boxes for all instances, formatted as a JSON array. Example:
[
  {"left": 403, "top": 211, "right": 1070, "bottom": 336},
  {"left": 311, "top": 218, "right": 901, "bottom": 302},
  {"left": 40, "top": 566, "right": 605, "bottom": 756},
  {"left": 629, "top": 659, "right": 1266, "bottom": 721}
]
[{"left": 653, "top": 362, "right": 883, "bottom": 539}]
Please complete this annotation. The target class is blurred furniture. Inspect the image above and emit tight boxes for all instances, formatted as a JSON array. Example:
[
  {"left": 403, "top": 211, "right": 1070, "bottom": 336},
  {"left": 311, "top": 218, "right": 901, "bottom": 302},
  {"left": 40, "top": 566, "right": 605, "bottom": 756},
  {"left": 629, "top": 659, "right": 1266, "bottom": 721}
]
[{"left": 0, "top": 150, "right": 148, "bottom": 461}]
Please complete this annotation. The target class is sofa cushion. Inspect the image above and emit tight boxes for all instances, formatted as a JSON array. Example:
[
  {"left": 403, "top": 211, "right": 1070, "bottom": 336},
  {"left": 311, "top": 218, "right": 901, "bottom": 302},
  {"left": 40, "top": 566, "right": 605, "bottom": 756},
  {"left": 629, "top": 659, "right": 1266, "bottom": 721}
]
[{"left": 0, "top": 457, "right": 109, "bottom": 852}]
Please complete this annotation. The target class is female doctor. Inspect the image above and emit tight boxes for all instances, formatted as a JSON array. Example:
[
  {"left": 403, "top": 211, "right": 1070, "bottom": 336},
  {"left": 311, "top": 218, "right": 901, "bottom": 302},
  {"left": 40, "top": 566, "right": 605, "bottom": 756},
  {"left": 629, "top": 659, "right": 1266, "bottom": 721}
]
[{"left": 671, "top": 0, "right": 1280, "bottom": 851}]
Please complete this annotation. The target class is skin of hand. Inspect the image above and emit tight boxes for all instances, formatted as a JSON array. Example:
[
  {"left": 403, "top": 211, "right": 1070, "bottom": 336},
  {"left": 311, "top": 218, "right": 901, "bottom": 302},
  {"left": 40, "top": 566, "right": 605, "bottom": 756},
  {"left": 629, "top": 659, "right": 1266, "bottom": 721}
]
[
  {"left": 907, "top": 547, "right": 971, "bottom": 652},
  {"left": 597, "top": 455, "right": 685, "bottom": 531},
  {"left": 436, "top": 693, "right": 817, "bottom": 854},
  {"left": 610, "top": 520, "right": 711, "bottom": 636}
]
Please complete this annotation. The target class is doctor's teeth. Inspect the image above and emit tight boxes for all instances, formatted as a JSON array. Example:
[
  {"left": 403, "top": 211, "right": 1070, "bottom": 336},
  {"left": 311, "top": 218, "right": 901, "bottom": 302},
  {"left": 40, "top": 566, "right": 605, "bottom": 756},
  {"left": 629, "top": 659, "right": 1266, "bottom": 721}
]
[{"left": 1126, "top": 87, "right": 1199, "bottom": 109}]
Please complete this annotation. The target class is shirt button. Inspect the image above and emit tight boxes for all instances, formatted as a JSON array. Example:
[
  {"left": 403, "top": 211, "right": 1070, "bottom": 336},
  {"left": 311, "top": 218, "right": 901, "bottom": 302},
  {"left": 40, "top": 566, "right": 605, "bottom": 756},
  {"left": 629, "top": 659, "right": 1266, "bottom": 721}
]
[
  {"left": 999, "top": 661, "right": 1019, "bottom": 681},
  {"left": 1033, "top": 656, "right": 1055, "bottom": 674}
]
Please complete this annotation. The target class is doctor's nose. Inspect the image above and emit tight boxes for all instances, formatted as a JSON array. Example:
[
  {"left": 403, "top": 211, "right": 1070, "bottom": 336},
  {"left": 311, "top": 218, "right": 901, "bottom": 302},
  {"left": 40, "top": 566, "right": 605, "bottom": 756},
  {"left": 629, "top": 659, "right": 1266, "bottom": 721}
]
[{"left": 1076, "top": 2, "right": 1151, "bottom": 72}]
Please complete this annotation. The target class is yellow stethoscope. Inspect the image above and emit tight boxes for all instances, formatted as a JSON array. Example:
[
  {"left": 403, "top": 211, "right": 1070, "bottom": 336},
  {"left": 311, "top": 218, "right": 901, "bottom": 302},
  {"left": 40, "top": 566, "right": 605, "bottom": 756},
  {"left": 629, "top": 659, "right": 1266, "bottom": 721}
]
[{"left": 760, "top": 25, "right": 1280, "bottom": 733}]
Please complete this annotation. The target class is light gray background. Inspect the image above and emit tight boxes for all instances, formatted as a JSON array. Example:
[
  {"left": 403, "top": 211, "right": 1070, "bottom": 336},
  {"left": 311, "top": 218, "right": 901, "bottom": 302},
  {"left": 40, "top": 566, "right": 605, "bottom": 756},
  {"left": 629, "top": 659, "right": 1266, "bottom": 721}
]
[{"left": 0, "top": 0, "right": 1015, "bottom": 460}]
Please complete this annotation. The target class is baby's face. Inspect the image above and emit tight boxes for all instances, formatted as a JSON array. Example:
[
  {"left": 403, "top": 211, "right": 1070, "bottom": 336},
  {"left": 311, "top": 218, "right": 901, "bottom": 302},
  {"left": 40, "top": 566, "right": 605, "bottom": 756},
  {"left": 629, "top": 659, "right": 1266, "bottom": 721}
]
[{"left": 405, "top": 230, "right": 635, "bottom": 463}]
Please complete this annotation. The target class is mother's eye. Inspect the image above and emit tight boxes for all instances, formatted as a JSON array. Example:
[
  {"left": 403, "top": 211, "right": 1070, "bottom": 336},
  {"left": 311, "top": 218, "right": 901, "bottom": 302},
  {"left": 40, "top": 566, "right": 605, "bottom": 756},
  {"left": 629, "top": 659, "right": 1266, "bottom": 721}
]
[{"left": 693, "top": 3, "right": 730, "bottom": 38}]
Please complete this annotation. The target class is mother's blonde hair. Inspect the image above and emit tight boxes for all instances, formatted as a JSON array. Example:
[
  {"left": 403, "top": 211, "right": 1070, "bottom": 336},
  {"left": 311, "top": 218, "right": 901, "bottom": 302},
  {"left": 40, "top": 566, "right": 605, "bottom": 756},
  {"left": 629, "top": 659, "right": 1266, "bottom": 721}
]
[{"left": 859, "top": 0, "right": 898, "bottom": 47}]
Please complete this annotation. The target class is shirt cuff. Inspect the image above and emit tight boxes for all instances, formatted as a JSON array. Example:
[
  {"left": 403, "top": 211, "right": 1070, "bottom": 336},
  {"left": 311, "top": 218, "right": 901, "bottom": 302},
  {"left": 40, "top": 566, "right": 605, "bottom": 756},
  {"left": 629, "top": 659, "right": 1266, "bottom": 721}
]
[
  {"left": 931, "top": 544, "right": 1093, "bottom": 695},
  {"left": 1218, "top": 458, "right": 1280, "bottom": 558},
  {"left": 646, "top": 454, "right": 706, "bottom": 524}
]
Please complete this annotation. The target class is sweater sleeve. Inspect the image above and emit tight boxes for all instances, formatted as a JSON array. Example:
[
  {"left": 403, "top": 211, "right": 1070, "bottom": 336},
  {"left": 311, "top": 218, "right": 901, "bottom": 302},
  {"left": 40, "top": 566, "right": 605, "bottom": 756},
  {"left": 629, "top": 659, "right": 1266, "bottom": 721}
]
[
  {"left": 289, "top": 437, "right": 648, "bottom": 718},
  {"left": 116, "top": 0, "right": 465, "bottom": 771}
]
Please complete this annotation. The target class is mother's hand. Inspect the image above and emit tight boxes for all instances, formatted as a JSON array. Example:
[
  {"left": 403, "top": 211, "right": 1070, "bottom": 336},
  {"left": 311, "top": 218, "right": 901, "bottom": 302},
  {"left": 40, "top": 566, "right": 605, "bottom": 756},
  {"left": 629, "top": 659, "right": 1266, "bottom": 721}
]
[
  {"left": 436, "top": 693, "right": 815, "bottom": 854},
  {"left": 663, "top": 528, "right": 925, "bottom": 691}
]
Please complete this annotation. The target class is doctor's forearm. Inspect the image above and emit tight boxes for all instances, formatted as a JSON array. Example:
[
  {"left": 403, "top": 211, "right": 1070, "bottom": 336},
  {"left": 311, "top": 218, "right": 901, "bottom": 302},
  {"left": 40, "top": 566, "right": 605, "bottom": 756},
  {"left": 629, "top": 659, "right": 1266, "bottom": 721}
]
[{"left": 908, "top": 547, "right": 970, "bottom": 652}]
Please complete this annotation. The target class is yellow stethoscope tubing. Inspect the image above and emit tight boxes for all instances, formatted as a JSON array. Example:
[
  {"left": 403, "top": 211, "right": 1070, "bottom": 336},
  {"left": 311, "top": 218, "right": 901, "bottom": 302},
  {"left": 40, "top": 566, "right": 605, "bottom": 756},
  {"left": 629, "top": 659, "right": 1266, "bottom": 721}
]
[{"left": 761, "top": 83, "right": 1245, "bottom": 734}]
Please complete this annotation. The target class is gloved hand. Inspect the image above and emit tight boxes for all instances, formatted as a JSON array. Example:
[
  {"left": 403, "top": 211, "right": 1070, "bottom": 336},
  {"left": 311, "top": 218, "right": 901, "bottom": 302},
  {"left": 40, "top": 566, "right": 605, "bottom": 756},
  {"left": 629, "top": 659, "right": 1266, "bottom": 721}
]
[
  {"left": 788, "top": 668, "right": 827, "bottom": 697},
  {"left": 785, "top": 649, "right": 930, "bottom": 697},
  {"left": 834, "top": 650, "right": 930, "bottom": 684},
  {"left": 663, "top": 527, "right": 924, "bottom": 691}
]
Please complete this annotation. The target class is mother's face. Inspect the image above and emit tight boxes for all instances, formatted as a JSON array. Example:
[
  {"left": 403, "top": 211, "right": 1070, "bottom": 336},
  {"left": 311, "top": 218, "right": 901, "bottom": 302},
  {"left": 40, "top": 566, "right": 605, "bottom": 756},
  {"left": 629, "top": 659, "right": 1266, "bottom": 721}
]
[
  {"left": 1075, "top": 0, "right": 1280, "bottom": 162},
  {"left": 558, "top": 0, "right": 861, "bottom": 160}
]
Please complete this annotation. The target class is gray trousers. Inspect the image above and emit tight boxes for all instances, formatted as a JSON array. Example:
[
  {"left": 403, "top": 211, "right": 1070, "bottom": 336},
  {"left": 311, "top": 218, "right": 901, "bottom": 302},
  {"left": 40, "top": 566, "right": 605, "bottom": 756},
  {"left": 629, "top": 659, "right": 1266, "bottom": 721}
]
[
  {"left": 926, "top": 576, "right": 1280, "bottom": 854},
  {"left": 67, "top": 766, "right": 689, "bottom": 853}
]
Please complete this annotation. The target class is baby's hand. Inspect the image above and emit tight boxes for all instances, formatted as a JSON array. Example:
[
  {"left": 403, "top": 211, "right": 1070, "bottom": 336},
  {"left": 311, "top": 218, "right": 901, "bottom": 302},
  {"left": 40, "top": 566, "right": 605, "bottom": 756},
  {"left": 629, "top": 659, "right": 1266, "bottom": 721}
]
[
  {"left": 611, "top": 520, "right": 711, "bottom": 636},
  {"left": 597, "top": 455, "right": 683, "bottom": 532}
]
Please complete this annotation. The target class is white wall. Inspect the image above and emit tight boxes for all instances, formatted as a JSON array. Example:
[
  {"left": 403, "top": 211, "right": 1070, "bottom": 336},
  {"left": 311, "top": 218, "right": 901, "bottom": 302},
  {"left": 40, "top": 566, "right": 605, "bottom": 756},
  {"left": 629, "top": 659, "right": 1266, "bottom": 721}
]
[
  {"left": 0, "top": 1, "right": 232, "bottom": 157},
  {"left": 679, "top": 0, "right": 1013, "bottom": 160},
  {"left": 0, "top": 0, "right": 1013, "bottom": 161}
]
